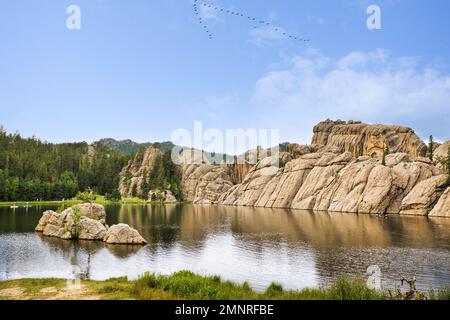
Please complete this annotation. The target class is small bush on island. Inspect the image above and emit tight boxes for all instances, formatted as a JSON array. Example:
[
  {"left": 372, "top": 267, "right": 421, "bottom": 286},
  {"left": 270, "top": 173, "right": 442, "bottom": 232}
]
[{"left": 76, "top": 189, "right": 97, "bottom": 203}]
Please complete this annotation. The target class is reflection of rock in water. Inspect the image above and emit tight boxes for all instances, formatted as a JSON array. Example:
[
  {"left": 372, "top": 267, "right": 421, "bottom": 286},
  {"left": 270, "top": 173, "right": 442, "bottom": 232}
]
[
  {"left": 37, "top": 233, "right": 104, "bottom": 280},
  {"left": 105, "top": 244, "right": 144, "bottom": 259}
]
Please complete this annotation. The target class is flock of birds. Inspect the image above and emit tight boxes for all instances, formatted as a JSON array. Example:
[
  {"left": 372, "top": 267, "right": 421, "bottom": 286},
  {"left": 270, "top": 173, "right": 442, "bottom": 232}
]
[{"left": 192, "top": 0, "right": 310, "bottom": 42}]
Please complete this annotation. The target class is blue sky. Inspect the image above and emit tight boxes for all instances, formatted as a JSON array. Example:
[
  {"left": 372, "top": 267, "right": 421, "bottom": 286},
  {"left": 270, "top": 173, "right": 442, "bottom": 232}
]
[{"left": 0, "top": 0, "right": 449, "bottom": 147}]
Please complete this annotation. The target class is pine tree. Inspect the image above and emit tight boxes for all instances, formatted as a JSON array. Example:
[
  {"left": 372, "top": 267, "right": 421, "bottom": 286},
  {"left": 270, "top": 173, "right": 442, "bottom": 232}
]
[
  {"left": 447, "top": 148, "right": 450, "bottom": 182},
  {"left": 381, "top": 143, "right": 389, "bottom": 166},
  {"left": 428, "top": 135, "right": 435, "bottom": 161}
]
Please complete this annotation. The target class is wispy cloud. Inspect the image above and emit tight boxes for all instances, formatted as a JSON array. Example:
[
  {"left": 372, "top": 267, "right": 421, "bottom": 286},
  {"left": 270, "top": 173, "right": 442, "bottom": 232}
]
[{"left": 251, "top": 49, "right": 450, "bottom": 142}]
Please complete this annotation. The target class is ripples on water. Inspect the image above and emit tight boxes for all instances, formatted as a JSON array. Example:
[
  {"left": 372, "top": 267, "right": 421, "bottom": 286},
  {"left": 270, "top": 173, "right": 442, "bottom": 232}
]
[{"left": 0, "top": 204, "right": 449, "bottom": 291}]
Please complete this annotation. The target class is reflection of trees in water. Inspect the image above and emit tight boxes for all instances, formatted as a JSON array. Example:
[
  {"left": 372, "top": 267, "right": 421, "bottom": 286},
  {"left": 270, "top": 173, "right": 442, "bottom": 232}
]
[
  {"left": 113, "top": 204, "right": 184, "bottom": 247},
  {"left": 36, "top": 234, "right": 144, "bottom": 278},
  {"left": 0, "top": 206, "right": 55, "bottom": 233}
]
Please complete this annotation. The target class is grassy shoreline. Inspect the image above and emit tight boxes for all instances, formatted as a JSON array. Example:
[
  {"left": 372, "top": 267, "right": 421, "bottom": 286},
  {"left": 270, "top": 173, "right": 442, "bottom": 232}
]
[
  {"left": 0, "top": 271, "right": 449, "bottom": 300},
  {"left": 0, "top": 196, "right": 190, "bottom": 207}
]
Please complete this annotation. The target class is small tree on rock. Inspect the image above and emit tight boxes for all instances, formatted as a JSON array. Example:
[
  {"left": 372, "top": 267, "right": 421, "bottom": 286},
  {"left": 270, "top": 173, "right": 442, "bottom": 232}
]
[
  {"left": 428, "top": 135, "right": 435, "bottom": 161},
  {"left": 382, "top": 143, "right": 390, "bottom": 166},
  {"left": 447, "top": 148, "right": 450, "bottom": 184}
]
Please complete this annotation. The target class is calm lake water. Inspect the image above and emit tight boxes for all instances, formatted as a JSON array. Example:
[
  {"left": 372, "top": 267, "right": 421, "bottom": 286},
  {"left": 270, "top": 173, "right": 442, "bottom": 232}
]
[{"left": 0, "top": 204, "right": 449, "bottom": 291}]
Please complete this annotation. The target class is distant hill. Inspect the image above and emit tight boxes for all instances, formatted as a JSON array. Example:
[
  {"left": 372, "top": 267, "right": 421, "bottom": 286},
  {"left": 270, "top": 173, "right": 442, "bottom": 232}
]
[
  {"left": 93, "top": 138, "right": 236, "bottom": 162},
  {"left": 93, "top": 138, "right": 175, "bottom": 154}
]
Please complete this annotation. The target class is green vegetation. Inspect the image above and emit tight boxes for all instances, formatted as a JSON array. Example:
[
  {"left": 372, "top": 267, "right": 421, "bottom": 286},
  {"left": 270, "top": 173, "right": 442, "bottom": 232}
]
[
  {"left": 1, "top": 272, "right": 449, "bottom": 301},
  {"left": 445, "top": 148, "right": 450, "bottom": 183},
  {"left": 94, "top": 138, "right": 175, "bottom": 155},
  {"left": 428, "top": 135, "right": 435, "bottom": 161},
  {"left": 0, "top": 126, "right": 130, "bottom": 201},
  {"left": 381, "top": 143, "right": 390, "bottom": 166},
  {"left": 70, "top": 206, "right": 82, "bottom": 238},
  {"left": 136, "top": 150, "right": 183, "bottom": 201},
  {"left": 131, "top": 271, "right": 388, "bottom": 300},
  {"left": 76, "top": 189, "right": 97, "bottom": 203},
  {"left": 0, "top": 195, "right": 177, "bottom": 207}
]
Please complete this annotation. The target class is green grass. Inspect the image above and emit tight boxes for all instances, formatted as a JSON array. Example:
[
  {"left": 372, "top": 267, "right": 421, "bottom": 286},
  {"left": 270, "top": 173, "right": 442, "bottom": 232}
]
[
  {"left": 1, "top": 272, "right": 449, "bottom": 300},
  {"left": 131, "top": 271, "right": 389, "bottom": 300},
  {"left": 0, "top": 200, "right": 83, "bottom": 207},
  {"left": 0, "top": 196, "right": 189, "bottom": 207}
]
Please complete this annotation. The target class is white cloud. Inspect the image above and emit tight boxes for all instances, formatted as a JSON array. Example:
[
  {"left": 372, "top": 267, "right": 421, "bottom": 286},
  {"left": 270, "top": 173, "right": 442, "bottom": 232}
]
[{"left": 251, "top": 50, "right": 450, "bottom": 143}]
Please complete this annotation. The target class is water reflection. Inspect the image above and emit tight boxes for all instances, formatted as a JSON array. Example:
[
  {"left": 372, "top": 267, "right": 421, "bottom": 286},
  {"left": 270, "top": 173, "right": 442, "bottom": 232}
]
[{"left": 0, "top": 204, "right": 449, "bottom": 291}]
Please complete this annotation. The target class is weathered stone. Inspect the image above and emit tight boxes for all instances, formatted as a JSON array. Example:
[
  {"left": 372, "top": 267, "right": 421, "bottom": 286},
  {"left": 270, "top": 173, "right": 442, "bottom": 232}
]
[
  {"left": 35, "top": 210, "right": 54, "bottom": 232},
  {"left": 103, "top": 224, "right": 147, "bottom": 245},
  {"left": 434, "top": 141, "right": 450, "bottom": 160},
  {"left": 63, "top": 203, "right": 107, "bottom": 224},
  {"left": 219, "top": 145, "right": 444, "bottom": 216},
  {"left": 42, "top": 211, "right": 73, "bottom": 240},
  {"left": 35, "top": 204, "right": 148, "bottom": 244},
  {"left": 181, "top": 164, "right": 234, "bottom": 204},
  {"left": 311, "top": 119, "right": 427, "bottom": 159},
  {"left": 385, "top": 153, "right": 411, "bottom": 167},
  {"left": 78, "top": 218, "right": 108, "bottom": 240},
  {"left": 429, "top": 187, "right": 450, "bottom": 217},
  {"left": 400, "top": 175, "right": 448, "bottom": 216},
  {"left": 119, "top": 147, "right": 162, "bottom": 197}
]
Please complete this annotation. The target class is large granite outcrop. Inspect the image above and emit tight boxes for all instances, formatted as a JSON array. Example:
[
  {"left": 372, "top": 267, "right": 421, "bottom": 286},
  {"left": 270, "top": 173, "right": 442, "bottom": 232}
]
[
  {"left": 218, "top": 149, "right": 448, "bottom": 216},
  {"left": 311, "top": 119, "right": 427, "bottom": 159},
  {"left": 429, "top": 187, "right": 450, "bottom": 217},
  {"left": 119, "top": 147, "right": 162, "bottom": 197},
  {"left": 181, "top": 164, "right": 234, "bottom": 204},
  {"left": 113, "top": 120, "right": 449, "bottom": 217}
]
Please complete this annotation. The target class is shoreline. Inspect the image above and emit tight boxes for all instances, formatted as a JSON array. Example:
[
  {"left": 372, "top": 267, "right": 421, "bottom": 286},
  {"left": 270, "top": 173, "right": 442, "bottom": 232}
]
[
  {"left": 2, "top": 200, "right": 449, "bottom": 219},
  {"left": 1, "top": 272, "right": 448, "bottom": 300},
  {"left": 0, "top": 198, "right": 192, "bottom": 208}
]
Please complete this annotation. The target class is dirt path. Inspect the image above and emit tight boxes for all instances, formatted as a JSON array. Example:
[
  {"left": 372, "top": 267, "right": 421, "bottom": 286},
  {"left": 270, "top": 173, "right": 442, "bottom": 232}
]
[{"left": 0, "top": 284, "right": 101, "bottom": 300}]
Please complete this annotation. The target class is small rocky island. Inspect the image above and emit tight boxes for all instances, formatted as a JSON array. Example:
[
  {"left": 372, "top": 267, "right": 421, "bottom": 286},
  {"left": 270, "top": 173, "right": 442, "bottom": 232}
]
[{"left": 35, "top": 203, "right": 147, "bottom": 245}]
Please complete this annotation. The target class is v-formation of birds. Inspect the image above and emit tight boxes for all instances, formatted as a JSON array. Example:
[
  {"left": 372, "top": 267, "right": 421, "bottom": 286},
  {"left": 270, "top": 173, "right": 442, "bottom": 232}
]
[{"left": 192, "top": 0, "right": 310, "bottom": 42}]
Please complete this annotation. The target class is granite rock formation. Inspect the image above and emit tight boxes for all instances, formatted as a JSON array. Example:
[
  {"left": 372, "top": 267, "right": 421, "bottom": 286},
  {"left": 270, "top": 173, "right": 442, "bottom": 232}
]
[
  {"left": 35, "top": 203, "right": 147, "bottom": 245},
  {"left": 311, "top": 119, "right": 427, "bottom": 158}
]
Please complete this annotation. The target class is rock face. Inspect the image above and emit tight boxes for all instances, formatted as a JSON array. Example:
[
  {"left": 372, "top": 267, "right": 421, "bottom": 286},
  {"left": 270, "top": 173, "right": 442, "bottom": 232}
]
[
  {"left": 218, "top": 149, "right": 447, "bottom": 216},
  {"left": 104, "top": 224, "right": 147, "bottom": 245},
  {"left": 112, "top": 119, "right": 449, "bottom": 217},
  {"left": 78, "top": 218, "right": 108, "bottom": 240},
  {"left": 215, "top": 120, "right": 450, "bottom": 217},
  {"left": 119, "top": 147, "right": 162, "bottom": 197},
  {"left": 35, "top": 204, "right": 147, "bottom": 245},
  {"left": 429, "top": 187, "right": 450, "bottom": 217},
  {"left": 181, "top": 164, "right": 234, "bottom": 204},
  {"left": 400, "top": 175, "right": 448, "bottom": 215},
  {"left": 68, "top": 203, "right": 106, "bottom": 224},
  {"left": 311, "top": 119, "right": 427, "bottom": 159},
  {"left": 434, "top": 141, "right": 450, "bottom": 160}
]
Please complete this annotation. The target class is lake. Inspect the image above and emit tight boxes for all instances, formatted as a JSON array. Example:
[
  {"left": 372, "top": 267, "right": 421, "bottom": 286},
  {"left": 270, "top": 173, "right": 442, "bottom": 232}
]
[{"left": 0, "top": 204, "right": 449, "bottom": 291}]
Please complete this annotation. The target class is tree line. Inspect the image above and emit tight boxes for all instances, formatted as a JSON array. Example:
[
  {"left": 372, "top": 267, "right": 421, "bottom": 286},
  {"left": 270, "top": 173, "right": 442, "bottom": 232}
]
[{"left": 0, "top": 126, "right": 130, "bottom": 201}]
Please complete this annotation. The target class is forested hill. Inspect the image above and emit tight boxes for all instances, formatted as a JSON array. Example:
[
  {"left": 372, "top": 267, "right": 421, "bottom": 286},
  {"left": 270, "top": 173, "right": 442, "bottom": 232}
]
[
  {"left": 93, "top": 138, "right": 175, "bottom": 154},
  {"left": 0, "top": 127, "right": 130, "bottom": 201}
]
